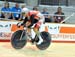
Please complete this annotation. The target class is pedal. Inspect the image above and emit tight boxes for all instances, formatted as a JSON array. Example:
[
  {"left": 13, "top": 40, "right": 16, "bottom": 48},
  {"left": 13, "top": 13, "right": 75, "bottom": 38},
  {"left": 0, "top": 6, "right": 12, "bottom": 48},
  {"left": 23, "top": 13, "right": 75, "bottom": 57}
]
[
  {"left": 34, "top": 37, "right": 39, "bottom": 42},
  {"left": 31, "top": 37, "right": 39, "bottom": 45},
  {"left": 31, "top": 39, "right": 35, "bottom": 44}
]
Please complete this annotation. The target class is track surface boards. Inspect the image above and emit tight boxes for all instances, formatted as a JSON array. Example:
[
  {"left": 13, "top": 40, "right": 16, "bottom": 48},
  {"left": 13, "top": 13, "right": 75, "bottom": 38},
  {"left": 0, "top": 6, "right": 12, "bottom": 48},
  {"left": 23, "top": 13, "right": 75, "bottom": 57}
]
[{"left": 0, "top": 42, "right": 75, "bottom": 57}]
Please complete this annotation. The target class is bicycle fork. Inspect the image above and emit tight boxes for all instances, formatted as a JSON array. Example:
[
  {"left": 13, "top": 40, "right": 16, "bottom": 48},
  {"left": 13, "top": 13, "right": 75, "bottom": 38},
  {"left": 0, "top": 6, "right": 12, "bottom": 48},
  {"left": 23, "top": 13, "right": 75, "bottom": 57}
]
[{"left": 20, "top": 30, "right": 25, "bottom": 40}]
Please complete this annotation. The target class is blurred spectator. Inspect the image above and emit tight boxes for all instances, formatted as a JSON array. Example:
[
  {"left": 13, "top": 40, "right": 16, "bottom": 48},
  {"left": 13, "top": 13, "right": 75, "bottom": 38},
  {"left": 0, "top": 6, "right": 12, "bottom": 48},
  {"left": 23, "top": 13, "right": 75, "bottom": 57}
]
[
  {"left": 41, "top": 8, "right": 51, "bottom": 22},
  {"left": 11, "top": 3, "right": 21, "bottom": 20},
  {"left": 54, "top": 7, "right": 65, "bottom": 23},
  {"left": 0, "top": 2, "right": 12, "bottom": 19}
]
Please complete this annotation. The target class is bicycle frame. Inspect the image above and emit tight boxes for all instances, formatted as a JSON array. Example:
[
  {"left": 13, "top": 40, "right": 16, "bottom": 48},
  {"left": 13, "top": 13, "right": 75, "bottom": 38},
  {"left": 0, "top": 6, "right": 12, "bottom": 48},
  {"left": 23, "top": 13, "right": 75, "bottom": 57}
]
[{"left": 19, "top": 27, "right": 36, "bottom": 41}]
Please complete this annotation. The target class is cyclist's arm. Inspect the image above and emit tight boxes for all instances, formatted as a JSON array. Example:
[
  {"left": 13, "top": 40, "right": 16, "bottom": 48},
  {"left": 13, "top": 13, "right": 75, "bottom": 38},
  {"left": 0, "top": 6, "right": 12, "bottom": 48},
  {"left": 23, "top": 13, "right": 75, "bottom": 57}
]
[{"left": 37, "top": 12, "right": 45, "bottom": 23}]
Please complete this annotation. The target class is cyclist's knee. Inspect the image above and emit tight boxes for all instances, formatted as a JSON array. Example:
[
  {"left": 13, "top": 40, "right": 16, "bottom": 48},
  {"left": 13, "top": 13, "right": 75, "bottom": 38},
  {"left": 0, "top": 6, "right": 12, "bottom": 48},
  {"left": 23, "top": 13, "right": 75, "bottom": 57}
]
[
  {"left": 33, "top": 27, "right": 39, "bottom": 33},
  {"left": 27, "top": 28, "right": 31, "bottom": 32}
]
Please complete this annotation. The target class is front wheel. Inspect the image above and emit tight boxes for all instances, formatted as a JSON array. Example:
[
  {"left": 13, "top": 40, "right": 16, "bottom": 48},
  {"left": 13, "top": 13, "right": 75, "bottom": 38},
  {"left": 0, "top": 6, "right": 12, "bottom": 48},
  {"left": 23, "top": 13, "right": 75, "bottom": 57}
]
[
  {"left": 36, "top": 31, "right": 51, "bottom": 50},
  {"left": 11, "top": 30, "right": 27, "bottom": 49}
]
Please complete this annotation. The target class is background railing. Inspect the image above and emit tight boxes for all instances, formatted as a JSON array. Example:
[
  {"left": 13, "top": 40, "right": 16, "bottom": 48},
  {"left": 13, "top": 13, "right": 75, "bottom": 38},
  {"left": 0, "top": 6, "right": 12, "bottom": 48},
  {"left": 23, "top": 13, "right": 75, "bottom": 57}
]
[{"left": 0, "top": 10, "right": 75, "bottom": 24}]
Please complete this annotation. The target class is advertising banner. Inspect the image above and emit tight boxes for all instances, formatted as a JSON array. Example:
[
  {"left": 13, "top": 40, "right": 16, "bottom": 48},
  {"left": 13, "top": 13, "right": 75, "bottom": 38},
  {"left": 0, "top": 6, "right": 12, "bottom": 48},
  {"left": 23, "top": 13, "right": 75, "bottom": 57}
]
[{"left": 0, "top": 21, "right": 75, "bottom": 43}]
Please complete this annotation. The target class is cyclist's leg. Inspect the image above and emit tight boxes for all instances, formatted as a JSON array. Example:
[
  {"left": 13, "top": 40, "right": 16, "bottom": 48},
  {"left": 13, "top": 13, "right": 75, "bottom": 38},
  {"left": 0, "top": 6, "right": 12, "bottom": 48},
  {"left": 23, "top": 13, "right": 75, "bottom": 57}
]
[{"left": 33, "top": 23, "right": 43, "bottom": 45}]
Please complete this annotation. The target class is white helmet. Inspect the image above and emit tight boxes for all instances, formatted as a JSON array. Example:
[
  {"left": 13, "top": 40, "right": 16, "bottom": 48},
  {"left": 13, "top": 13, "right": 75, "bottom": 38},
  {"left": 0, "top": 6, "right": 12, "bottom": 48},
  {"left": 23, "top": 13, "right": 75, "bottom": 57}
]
[{"left": 22, "top": 8, "right": 30, "bottom": 13}]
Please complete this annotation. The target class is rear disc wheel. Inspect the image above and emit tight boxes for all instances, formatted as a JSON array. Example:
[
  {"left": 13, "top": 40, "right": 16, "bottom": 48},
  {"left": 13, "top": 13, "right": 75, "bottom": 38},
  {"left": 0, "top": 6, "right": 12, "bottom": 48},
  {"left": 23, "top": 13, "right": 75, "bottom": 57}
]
[{"left": 36, "top": 31, "right": 51, "bottom": 50}]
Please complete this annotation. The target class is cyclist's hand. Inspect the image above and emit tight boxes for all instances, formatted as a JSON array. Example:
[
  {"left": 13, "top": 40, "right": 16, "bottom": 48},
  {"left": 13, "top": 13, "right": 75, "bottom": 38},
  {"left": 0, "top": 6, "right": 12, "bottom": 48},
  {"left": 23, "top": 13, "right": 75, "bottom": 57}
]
[{"left": 17, "top": 22, "right": 23, "bottom": 28}]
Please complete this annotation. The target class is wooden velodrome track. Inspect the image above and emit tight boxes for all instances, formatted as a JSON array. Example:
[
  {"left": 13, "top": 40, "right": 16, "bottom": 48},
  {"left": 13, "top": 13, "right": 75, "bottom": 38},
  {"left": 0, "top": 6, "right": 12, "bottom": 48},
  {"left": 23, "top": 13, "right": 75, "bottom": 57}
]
[{"left": 0, "top": 42, "right": 75, "bottom": 57}]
